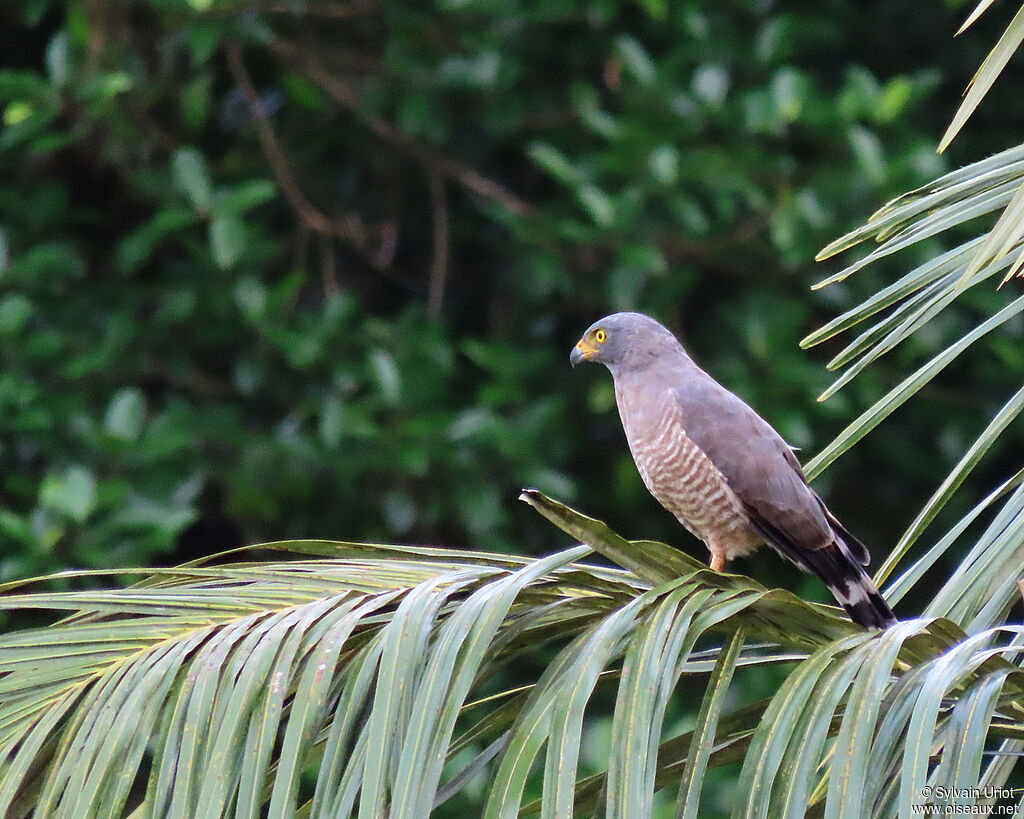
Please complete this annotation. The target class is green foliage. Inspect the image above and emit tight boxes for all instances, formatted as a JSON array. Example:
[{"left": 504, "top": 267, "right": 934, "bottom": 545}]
[
  {"left": 0, "top": 496, "right": 1020, "bottom": 817},
  {"left": 796, "top": 0, "right": 1024, "bottom": 629},
  {"left": 0, "top": 0, "right": 987, "bottom": 587},
  {"left": 5, "top": 0, "right": 1024, "bottom": 815}
]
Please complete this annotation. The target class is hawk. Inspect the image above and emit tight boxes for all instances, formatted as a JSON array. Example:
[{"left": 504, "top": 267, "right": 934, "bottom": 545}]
[{"left": 570, "top": 311, "right": 895, "bottom": 629}]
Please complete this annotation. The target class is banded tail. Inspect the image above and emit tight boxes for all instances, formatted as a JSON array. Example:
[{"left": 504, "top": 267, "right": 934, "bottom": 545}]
[
  {"left": 748, "top": 510, "right": 896, "bottom": 629},
  {"left": 804, "top": 540, "right": 896, "bottom": 629}
]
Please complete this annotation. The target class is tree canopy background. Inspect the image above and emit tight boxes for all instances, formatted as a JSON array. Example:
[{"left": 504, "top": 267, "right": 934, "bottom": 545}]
[
  {"left": 6, "top": 2, "right": 1024, "bottom": 816},
  {"left": 2, "top": 0, "right": 1023, "bottom": 617}
]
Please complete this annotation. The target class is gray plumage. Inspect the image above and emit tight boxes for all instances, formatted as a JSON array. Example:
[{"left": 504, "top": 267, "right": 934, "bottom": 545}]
[{"left": 570, "top": 311, "right": 895, "bottom": 629}]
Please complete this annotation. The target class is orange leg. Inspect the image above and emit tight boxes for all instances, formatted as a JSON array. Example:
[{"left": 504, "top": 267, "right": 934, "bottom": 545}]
[{"left": 710, "top": 553, "right": 726, "bottom": 572}]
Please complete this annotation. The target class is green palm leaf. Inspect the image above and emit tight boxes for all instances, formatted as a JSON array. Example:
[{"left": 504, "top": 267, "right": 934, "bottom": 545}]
[
  {"left": 801, "top": 10, "right": 1024, "bottom": 603},
  {"left": 2, "top": 493, "right": 1023, "bottom": 817}
]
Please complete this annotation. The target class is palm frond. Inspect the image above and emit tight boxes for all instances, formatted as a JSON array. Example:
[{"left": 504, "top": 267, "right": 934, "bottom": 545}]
[
  {"left": 803, "top": 291, "right": 1024, "bottom": 482},
  {"left": 940, "top": 2, "right": 1024, "bottom": 152},
  {"left": 881, "top": 467, "right": 1024, "bottom": 604},
  {"left": 925, "top": 478, "right": 1024, "bottom": 631},
  {"left": 674, "top": 625, "right": 746, "bottom": 818},
  {"left": 2, "top": 493, "right": 1023, "bottom": 817},
  {"left": 803, "top": 19, "right": 1024, "bottom": 589}
]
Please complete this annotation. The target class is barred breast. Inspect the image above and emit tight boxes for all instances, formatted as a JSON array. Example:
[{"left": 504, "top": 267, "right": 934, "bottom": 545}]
[{"left": 615, "top": 380, "right": 761, "bottom": 561}]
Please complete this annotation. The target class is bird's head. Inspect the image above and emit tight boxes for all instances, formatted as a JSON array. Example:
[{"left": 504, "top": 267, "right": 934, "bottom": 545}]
[{"left": 570, "top": 312, "right": 685, "bottom": 374}]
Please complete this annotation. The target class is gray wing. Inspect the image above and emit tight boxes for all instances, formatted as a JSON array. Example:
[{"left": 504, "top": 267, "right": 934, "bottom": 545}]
[
  {"left": 668, "top": 366, "right": 888, "bottom": 625},
  {"left": 671, "top": 372, "right": 836, "bottom": 555}
]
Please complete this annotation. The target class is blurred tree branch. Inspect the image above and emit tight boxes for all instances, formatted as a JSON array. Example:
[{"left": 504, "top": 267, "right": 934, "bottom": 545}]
[
  {"left": 269, "top": 37, "right": 533, "bottom": 218},
  {"left": 659, "top": 217, "right": 770, "bottom": 277},
  {"left": 246, "top": 0, "right": 378, "bottom": 18},
  {"left": 427, "top": 172, "right": 449, "bottom": 318},
  {"left": 225, "top": 42, "right": 397, "bottom": 282}
]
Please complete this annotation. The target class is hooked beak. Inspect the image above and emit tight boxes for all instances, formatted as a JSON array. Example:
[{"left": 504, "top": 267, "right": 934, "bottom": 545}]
[{"left": 569, "top": 338, "right": 598, "bottom": 367}]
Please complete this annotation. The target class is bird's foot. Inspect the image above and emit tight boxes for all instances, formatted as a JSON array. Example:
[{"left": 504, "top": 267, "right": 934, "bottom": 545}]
[{"left": 709, "top": 554, "right": 726, "bottom": 572}]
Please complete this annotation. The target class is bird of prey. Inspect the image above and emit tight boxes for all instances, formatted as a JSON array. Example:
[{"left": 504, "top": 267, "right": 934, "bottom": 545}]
[{"left": 570, "top": 311, "right": 895, "bottom": 629}]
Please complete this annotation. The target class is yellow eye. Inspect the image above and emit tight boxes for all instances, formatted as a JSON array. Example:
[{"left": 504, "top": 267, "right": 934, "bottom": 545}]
[{"left": 595, "top": 329, "right": 607, "bottom": 343}]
